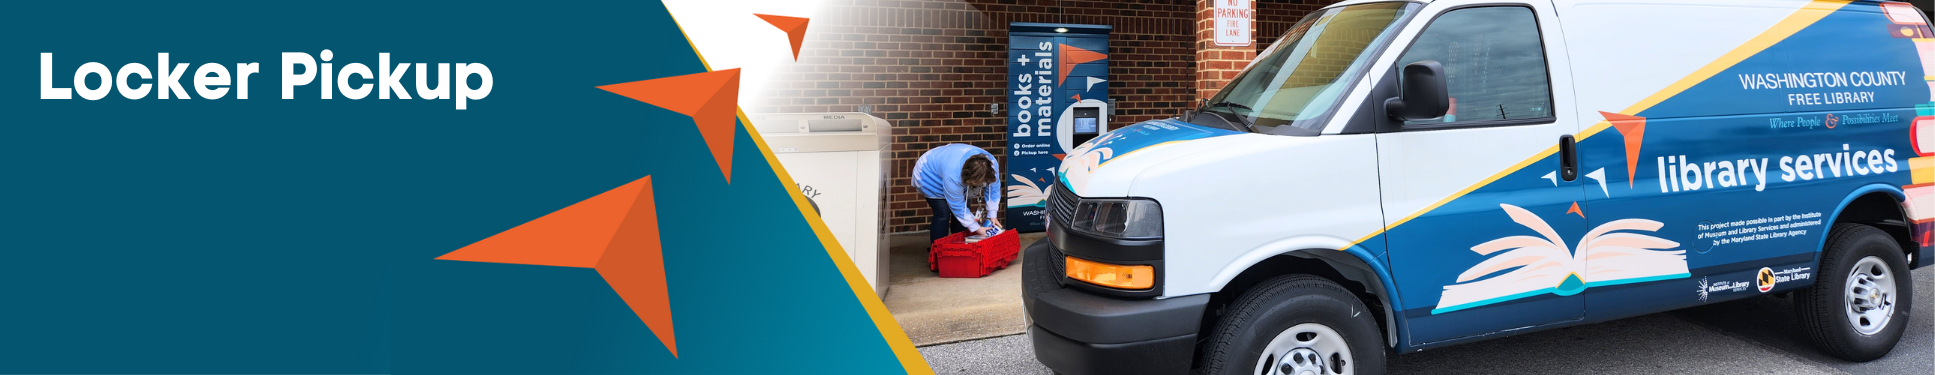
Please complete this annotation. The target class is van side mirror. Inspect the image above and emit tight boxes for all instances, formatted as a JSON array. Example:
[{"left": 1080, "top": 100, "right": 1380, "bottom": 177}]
[{"left": 1384, "top": 60, "right": 1449, "bottom": 121}]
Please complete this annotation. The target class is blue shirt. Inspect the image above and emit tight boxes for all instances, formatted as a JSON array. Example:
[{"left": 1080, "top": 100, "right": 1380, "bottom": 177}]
[{"left": 913, "top": 144, "right": 1001, "bottom": 231}]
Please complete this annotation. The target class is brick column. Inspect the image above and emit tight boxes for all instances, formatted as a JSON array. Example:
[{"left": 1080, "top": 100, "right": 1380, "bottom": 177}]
[{"left": 1196, "top": 0, "right": 1257, "bottom": 102}]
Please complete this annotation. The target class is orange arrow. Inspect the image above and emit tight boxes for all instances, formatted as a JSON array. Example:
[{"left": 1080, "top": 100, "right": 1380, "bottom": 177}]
[
  {"left": 1567, "top": 201, "right": 1585, "bottom": 219},
  {"left": 1058, "top": 44, "right": 1106, "bottom": 85},
  {"left": 756, "top": 14, "right": 810, "bottom": 61},
  {"left": 1599, "top": 111, "right": 1647, "bottom": 188},
  {"left": 600, "top": 69, "right": 741, "bottom": 184},
  {"left": 438, "top": 176, "right": 679, "bottom": 357}
]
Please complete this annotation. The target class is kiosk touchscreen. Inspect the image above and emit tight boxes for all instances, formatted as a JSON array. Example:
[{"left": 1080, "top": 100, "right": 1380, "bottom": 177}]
[{"left": 1073, "top": 107, "right": 1101, "bottom": 146}]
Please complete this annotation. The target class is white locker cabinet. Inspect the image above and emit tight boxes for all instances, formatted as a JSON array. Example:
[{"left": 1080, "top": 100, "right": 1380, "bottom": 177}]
[{"left": 750, "top": 113, "right": 892, "bottom": 298}]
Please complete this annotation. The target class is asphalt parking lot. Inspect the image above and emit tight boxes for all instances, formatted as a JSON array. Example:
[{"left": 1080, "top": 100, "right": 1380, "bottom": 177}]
[{"left": 920, "top": 268, "right": 1933, "bottom": 374}]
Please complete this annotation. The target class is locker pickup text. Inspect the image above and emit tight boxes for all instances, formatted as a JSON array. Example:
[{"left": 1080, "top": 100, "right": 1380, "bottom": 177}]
[{"left": 38, "top": 51, "right": 491, "bottom": 109}]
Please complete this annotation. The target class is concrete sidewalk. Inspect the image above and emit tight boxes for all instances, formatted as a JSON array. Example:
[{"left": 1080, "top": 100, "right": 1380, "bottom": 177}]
[{"left": 883, "top": 231, "right": 1043, "bottom": 346}]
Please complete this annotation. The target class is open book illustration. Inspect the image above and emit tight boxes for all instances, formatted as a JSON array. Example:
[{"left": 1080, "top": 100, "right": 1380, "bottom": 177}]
[
  {"left": 1007, "top": 174, "right": 1048, "bottom": 208},
  {"left": 1433, "top": 203, "right": 1690, "bottom": 314}
]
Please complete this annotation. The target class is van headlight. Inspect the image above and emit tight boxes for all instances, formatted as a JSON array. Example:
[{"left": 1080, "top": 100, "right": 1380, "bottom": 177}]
[{"left": 1069, "top": 198, "right": 1163, "bottom": 239}]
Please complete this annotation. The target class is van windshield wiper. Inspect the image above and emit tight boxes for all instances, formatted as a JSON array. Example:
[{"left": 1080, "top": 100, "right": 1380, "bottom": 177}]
[{"left": 1202, "top": 101, "right": 1257, "bottom": 132}]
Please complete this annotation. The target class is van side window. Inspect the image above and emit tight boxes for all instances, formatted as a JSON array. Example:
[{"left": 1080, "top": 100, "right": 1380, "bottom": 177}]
[{"left": 1397, "top": 6, "right": 1554, "bottom": 127}]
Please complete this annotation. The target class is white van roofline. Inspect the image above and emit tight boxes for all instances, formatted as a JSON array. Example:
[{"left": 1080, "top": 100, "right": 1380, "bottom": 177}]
[{"left": 1323, "top": 0, "right": 1430, "bottom": 10}]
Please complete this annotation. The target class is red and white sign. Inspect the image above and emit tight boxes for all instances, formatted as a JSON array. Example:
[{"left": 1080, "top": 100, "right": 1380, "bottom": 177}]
[{"left": 1214, "top": 0, "right": 1252, "bottom": 47}]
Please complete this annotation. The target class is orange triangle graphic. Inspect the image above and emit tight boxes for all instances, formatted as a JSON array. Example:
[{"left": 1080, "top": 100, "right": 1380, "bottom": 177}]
[
  {"left": 755, "top": 14, "right": 810, "bottom": 61},
  {"left": 438, "top": 178, "right": 649, "bottom": 268},
  {"left": 1058, "top": 44, "right": 1106, "bottom": 85},
  {"left": 600, "top": 69, "right": 741, "bottom": 184},
  {"left": 1567, "top": 201, "right": 1585, "bottom": 219},
  {"left": 1599, "top": 111, "right": 1646, "bottom": 188},
  {"left": 594, "top": 179, "right": 674, "bottom": 357},
  {"left": 439, "top": 176, "right": 679, "bottom": 357}
]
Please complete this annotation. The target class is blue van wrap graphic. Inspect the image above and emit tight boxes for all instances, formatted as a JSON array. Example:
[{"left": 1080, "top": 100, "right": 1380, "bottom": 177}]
[
  {"left": 1377, "top": 2, "right": 1929, "bottom": 345},
  {"left": 1056, "top": 119, "right": 1240, "bottom": 196}
]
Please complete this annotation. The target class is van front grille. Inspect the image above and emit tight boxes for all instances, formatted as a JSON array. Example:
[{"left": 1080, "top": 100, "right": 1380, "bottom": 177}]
[
  {"left": 1049, "top": 243, "right": 1066, "bottom": 282},
  {"left": 1049, "top": 184, "right": 1078, "bottom": 228}
]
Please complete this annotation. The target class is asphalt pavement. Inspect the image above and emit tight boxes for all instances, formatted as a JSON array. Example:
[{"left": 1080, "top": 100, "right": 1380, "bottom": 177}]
[{"left": 919, "top": 268, "right": 1933, "bottom": 374}]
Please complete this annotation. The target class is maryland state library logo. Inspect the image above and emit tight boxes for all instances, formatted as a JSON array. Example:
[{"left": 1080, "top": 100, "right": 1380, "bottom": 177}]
[{"left": 1757, "top": 267, "right": 1778, "bottom": 293}]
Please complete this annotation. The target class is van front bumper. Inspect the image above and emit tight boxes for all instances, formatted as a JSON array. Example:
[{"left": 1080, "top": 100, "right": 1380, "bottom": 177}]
[{"left": 1022, "top": 238, "right": 1209, "bottom": 375}]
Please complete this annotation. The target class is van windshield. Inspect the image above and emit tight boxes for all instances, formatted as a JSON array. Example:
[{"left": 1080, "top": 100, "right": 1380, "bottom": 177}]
[{"left": 1203, "top": 2, "right": 1415, "bottom": 135}]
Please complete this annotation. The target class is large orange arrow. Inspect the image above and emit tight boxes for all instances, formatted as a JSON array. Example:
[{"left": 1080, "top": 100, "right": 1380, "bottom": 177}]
[
  {"left": 438, "top": 176, "right": 678, "bottom": 357},
  {"left": 599, "top": 69, "right": 742, "bottom": 184}
]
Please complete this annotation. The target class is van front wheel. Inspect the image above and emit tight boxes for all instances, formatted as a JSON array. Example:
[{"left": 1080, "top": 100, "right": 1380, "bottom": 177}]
[
  {"left": 1196, "top": 275, "right": 1385, "bottom": 375},
  {"left": 1796, "top": 223, "right": 1913, "bottom": 362}
]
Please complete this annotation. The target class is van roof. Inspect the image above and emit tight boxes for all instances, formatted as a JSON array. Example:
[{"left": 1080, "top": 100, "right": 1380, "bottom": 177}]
[{"left": 1323, "top": 0, "right": 1428, "bottom": 9}]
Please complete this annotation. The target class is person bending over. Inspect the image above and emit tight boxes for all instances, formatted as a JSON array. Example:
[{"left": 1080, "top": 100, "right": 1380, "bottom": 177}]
[{"left": 912, "top": 143, "right": 1002, "bottom": 242}]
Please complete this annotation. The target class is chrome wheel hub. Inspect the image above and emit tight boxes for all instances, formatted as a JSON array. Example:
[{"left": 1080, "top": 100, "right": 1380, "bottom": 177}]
[
  {"left": 1256, "top": 323, "right": 1352, "bottom": 375},
  {"left": 1843, "top": 256, "right": 1897, "bottom": 335},
  {"left": 1277, "top": 348, "right": 1324, "bottom": 375}
]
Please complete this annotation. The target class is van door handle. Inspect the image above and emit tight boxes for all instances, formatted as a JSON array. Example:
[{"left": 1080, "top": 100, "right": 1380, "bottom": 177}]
[{"left": 1559, "top": 135, "right": 1578, "bottom": 181}]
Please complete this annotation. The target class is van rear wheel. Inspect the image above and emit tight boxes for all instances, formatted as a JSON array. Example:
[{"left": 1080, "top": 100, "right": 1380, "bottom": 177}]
[
  {"left": 1796, "top": 223, "right": 1912, "bottom": 362},
  {"left": 1196, "top": 275, "right": 1384, "bottom": 375}
]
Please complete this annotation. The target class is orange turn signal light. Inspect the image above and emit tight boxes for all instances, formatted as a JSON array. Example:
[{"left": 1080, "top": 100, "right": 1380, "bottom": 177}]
[{"left": 1065, "top": 256, "right": 1154, "bottom": 290}]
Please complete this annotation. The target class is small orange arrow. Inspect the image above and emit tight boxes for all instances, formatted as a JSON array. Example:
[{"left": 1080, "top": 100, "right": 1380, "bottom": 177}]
[
  {"left": 756, "top": 14, "right": 810, "bottom": 61},
  {"left": 1599, "top": 111, "right": 1647, "bottom": 188},
  {"left": 1567, "top": 201, "right": 1585, "bottom": 219}
]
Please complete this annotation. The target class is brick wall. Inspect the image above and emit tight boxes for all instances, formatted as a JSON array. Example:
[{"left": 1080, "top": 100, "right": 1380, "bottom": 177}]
[
  {"left": 750, "top": 0, "right": 1336, "bottom": 233},
  {"left": 1194, "top": 0, "right": 1256, "bottom": 101},
  {"left": 1257, "top": 0, "right": 1328, "bottom": 47}
]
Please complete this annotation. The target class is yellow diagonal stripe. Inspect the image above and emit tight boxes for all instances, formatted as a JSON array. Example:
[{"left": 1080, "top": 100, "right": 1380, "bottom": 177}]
[{"left": 1581, "top": 0, "right": 1850, "bottom": 139}]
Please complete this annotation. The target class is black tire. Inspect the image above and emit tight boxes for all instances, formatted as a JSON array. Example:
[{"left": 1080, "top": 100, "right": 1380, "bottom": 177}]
[
  {"left": 1196, "top": 275, "right": 1385, "bottom": 375},
  {"left": 1796, "top": 223, "right": 1913, "bottom": 362}
]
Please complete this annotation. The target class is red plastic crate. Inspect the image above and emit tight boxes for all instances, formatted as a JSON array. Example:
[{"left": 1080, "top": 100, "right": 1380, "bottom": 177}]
[{"left": 928, "top": 230, "right": 1020, "bottom": 278}]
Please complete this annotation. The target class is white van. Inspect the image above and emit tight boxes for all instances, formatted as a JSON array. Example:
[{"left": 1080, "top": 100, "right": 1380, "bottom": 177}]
[{"left": 1020, "top": 1, "right": 1935, "bottom": 374}]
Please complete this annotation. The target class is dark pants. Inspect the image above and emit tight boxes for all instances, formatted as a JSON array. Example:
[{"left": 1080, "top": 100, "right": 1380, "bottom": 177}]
[{"left": 926, "top": 198, "right": 969, "bottom": 242}]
